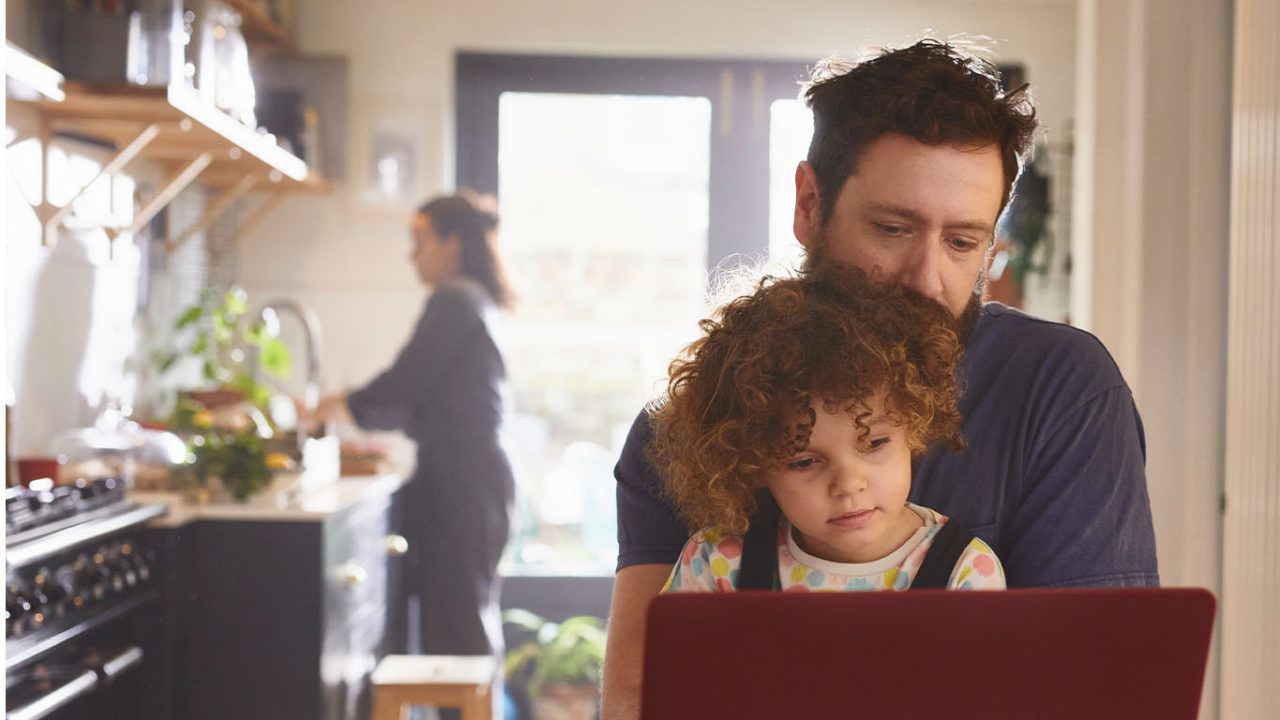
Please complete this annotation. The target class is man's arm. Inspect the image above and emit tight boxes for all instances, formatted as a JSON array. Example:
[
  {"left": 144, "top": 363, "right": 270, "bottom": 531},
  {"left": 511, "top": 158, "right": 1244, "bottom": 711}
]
[
  {"left": 1004, "top": 384, "right": 1158, "bottom": 587},
  {"left": 604, "top": 410, "right": 693, "bottom": 719},
  {"left": 600, "top": 564, "right": 672, "bottom": 720}
]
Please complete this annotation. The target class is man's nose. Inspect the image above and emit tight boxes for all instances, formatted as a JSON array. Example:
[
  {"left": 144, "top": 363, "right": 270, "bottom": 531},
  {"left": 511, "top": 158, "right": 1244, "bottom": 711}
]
[{"left": 897, "top": 240, "right": 946, "bottom": 301}]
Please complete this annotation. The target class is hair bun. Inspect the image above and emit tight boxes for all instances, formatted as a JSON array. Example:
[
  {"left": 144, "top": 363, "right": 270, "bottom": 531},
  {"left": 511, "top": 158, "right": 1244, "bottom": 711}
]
[{"left": 458, "top": 188, "right": 500, "bottom": 230}]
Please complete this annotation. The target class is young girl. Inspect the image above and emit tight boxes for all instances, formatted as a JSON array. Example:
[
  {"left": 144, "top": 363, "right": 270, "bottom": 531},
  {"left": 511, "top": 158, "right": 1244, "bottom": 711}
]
[{"left": 649, "top": 265, "right": 1004, "bottom": 592}]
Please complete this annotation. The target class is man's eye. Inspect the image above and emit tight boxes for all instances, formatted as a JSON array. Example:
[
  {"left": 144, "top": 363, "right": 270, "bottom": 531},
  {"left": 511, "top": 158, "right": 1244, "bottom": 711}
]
[
  {"left": 874, "top": 223, "right": 907, "bottom": 237},
  {"left": 785, "top": 457, "right": 815, "bottom": 471},
  {"left": 948, "top": 237, "right": 981, "bottom": 252}
]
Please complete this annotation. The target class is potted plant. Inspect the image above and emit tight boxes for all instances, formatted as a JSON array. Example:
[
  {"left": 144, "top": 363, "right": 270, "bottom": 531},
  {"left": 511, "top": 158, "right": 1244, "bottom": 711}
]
[
  {"left": 154, "top": 286, "right": 291, "bottom": 410},
  {"left": 153, "top": 286, "right": 294, "bottom": 501},
  {"left": 503, "top": 610, "right": 606, "bottom": 720}
]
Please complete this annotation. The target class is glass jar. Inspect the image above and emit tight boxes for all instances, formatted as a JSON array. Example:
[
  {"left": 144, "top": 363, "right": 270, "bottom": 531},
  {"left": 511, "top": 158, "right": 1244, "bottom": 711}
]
[{"left": 48, "top": 407, "right": 188, "bottom": 491}]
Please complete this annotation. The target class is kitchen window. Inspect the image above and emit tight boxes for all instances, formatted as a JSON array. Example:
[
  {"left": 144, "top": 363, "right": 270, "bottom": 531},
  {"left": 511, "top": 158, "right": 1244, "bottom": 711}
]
[{"left": 456, "top": 53, "right": 808, "bottom": 575}]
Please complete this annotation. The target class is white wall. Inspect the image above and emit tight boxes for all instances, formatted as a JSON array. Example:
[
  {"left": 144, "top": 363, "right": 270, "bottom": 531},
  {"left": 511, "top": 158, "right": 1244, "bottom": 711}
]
[
  {"left": 5, "top": 105, "right": 144, "bottom": 457},
  {"left": 1073, "top": 0, "right": 1230, "bottom": 590},
  {"left": 1073, "top": 1, "right": 1232, "bottom": 716},
  {"left": 235, "top": 0, "right": 1078, "bottom": 394},
  {"left": 4, "top": 100, "right": 209, "bottom": 458},
  {"left": 1221, "top": 0, "right": 1280, "bottom": 715}
]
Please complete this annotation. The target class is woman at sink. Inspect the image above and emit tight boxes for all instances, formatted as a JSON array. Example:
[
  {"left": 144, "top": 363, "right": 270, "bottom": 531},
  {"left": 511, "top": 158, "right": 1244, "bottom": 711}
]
[{"left": 308, "top": 189, "right": 516, "bottom": 716}]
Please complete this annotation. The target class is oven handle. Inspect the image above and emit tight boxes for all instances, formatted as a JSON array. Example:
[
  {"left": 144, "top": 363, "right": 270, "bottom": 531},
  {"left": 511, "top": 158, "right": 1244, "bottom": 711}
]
[
  {"left": 5, "top": 645, "right": 144, "bottom": 720},
  {"left": 101, "top": 644, "right": 144, "bottom": 679},
  {"left": 5, "top": 669, "right": 98, "bottom": 720}
]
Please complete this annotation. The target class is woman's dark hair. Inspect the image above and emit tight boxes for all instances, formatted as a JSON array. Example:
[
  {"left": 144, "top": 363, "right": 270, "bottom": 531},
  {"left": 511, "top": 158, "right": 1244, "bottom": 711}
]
[
  {"left": 418, "top": 189, "right": 515, "bottom": 308},
  {"left": 803, "top": 39, "right": 1039, "bottom": 225},
  {"left": 648, "top": 264, "right": 965, "bottom": 535}
]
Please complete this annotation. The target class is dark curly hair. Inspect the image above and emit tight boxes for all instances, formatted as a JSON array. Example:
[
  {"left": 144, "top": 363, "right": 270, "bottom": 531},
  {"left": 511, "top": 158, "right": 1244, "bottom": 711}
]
[
  {"left": 648, "top": 264, "right": 965, "bottom": 535},
  {"left": 804, "top": 38, "right": 1039, "bottom": 224}
]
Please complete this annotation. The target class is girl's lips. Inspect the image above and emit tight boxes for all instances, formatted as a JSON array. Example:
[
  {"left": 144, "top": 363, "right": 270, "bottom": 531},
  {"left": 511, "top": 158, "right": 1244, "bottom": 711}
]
[{"left": 828, "top": 508, "right": 876, "bottom": 528}]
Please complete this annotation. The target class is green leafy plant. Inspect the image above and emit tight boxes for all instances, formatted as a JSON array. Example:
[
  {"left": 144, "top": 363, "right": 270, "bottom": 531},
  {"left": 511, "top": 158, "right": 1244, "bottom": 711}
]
[
  {"left": 503, "top": 610, "right": 606, "bottom": 698},
  {"left": 154, "top": 287, "right": 292, "bottom": 501},
  {"left": 188, "top": 426, "right": 273, "bottom": 501},
  {"left": 154, "top": 286, "right": 291, "bottom": 411}
]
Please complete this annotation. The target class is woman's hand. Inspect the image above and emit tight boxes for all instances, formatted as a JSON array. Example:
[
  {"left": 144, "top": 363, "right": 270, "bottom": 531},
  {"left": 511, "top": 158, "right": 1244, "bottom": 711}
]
[{"left": 298, "top": 393, "right": 354, "bottom": 430}]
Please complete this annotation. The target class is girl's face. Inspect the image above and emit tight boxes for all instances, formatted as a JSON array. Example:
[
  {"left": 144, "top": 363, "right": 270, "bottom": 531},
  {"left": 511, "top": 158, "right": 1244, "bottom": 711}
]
[
  {"left": 763, "top": 393, "right": 921, "bottom": 564},
  {"left": 410, "top": 213, "right": 461, "bottom": 286}
]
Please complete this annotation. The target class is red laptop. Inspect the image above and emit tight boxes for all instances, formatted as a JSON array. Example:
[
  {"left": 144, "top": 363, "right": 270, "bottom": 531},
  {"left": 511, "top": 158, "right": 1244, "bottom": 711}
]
[{"left": 642, "top": 588, "right": 1215, "bottom": 719}]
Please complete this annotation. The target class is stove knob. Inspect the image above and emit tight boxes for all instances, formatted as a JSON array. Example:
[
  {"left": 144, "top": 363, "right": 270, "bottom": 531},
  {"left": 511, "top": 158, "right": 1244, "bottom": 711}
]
[
  {"left": 74, "top": 556, "right": 107, "bottom": 602},
  {"left": 54, "top": 565, "right": 82, "bottom": 610},
  {"left": 13, "top": 583, "right": 46, "bottom": 631},
  {"left": 92, "top": 552, "right": 119, "bottom": 595},
  {"left": 7, "top": 584, "right": 32, "bottom": 636},
  {"left": 104, "top": 547, "right": 137, "bottom": 590},
  {"left": 131, "top": 547, "right": 155, "bottom": 584},
  {"left": 32, "top": 568, "right": 69, "bottom": 619}
]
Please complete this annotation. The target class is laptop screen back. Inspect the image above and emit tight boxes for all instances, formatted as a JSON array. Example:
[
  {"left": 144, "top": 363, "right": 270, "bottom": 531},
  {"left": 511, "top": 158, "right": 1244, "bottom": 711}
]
[{"left": 642, "top": 588, "right": 1215, "bottom": 720}]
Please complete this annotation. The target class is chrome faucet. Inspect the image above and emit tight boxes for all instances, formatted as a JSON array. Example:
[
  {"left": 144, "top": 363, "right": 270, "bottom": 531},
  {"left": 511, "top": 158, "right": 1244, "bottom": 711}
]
[{"left": 252, "top": 298, "right": 324, "bottom": 447}]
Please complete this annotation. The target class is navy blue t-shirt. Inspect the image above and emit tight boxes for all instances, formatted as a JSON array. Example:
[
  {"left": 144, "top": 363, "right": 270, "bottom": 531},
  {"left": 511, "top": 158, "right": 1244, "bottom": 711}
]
[{"left": 614, "top": 302, "right": 1159, "bottom": 588}]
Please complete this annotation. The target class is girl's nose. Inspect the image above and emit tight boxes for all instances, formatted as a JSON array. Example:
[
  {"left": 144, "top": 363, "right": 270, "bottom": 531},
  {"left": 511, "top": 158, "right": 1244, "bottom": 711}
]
[{"left": 830, "top": 462, "right": 868, "bottom": 497}]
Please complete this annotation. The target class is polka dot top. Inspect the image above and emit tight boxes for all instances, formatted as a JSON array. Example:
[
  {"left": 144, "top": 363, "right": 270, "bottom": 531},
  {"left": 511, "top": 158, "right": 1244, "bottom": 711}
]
[{"left": 662, "top": 504, "right": 1006, "bottom": 593}]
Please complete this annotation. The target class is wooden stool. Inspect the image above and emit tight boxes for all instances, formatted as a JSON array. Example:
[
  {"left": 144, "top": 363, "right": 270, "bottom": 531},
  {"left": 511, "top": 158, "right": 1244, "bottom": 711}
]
[{"left": 370, "top": 655, "right": 496, "bottom": 720}]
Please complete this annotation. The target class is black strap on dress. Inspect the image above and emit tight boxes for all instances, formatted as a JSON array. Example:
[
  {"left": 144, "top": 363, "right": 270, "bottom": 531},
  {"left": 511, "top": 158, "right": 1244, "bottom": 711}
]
[
  {"left": 909, "top": 521, "right": 975, "bottom": 590},
  {"left": 738, "top": 496, "right": 975, "bottom": 591},
  {"left": 738, "top": 492, "right": 781, "bottom": 590}
]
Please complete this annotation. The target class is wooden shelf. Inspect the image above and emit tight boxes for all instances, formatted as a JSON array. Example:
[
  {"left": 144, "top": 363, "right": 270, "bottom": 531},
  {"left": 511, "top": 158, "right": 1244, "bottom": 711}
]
[
  {"left": 20, "top": 83, "right": 327, "bottom": 194},
  {"left": 224, "top": 0, "right": 296, "bottom": 53},
  {"left": 12, "top": 82, "right": 329, "bottom": 247}
]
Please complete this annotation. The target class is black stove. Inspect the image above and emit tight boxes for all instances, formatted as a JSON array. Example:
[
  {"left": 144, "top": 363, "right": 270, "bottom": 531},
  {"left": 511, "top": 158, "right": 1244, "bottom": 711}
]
[
  {"left": 5, "top": 480, "right": 166, "bottom": 720},
  {"left": 5, "top": 478, "right": 128, "bottom": 541}
]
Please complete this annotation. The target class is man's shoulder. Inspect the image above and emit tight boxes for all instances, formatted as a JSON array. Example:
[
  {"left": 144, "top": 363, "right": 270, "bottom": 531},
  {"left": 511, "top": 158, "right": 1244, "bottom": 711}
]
[
  {"left": 971, "top": 303, "right": 1128, "bottom": 389},
  {"left": 977, "top": 302, "right": 1112, "bottom": 355}
]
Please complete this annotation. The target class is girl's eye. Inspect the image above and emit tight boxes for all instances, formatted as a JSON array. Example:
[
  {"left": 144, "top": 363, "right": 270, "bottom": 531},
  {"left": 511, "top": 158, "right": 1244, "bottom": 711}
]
[
  {"left": 865, "top": 437, "right": 891, "bottom": 452},
  {"left": 785, "top": 457, "right": 815, "bottom": 471}
]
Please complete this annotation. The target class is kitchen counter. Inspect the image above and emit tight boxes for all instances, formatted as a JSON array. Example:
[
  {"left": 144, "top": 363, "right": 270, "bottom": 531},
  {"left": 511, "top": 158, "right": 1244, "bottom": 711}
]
[{"left": 132, "top": 472, "right": 407, "bottom": 527}]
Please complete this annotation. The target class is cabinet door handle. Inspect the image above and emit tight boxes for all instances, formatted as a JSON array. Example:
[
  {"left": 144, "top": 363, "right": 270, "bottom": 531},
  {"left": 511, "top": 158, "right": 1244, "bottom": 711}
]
[
  {"left": 385, "top": 534, "right": 409, "bottom": 557},
  {"left": 341, "top": 563, "right": 367, "bottom": 587}
]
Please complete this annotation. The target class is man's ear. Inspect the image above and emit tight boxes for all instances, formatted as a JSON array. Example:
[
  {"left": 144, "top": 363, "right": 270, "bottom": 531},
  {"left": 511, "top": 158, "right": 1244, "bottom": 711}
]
[{"left": 793, "top": 161, "right": 823, "bottom": 248}]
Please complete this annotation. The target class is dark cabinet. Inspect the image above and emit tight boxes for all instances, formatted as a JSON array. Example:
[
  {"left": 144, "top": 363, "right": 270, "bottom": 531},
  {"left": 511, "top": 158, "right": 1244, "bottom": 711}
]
[{"left": 141, "top": 479, "right": 406, "bottom": 720}]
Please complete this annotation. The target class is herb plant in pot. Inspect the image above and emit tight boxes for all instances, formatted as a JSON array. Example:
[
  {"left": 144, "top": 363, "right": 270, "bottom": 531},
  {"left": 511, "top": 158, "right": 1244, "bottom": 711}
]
[
  {"left": 154, "top": 287, "right": 293, "bottom": 501},
  {"left": 503, "top": 610, "right": 606, "bottom": 720}
]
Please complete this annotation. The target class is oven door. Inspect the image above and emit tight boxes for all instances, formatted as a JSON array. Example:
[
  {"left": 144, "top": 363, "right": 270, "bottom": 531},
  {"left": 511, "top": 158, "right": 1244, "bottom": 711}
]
[{"left": 6, "top": 644, "right": 143, "bottom": 720}]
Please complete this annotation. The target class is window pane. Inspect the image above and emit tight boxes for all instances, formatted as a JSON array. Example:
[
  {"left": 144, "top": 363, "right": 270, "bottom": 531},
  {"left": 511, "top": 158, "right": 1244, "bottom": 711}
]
[
  {"left": 497, "top": 92, "right": 712, "bottom": 574},
  {"left": 768, "top": 98, "right": 814, "bottom": 269}
]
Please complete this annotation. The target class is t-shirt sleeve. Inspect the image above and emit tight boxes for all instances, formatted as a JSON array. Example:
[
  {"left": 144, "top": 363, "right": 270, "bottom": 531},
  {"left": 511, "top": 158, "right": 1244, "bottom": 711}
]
[
  {"left": 661, "top": 530, "right": 741, "bottom": 593},
  {"left": 1007, "top": 385, "right": 1159, "bottom": 588},
  {"left": 948, "top": 537, "right": 1006, "bottom": 590},
  {"left": 615, "top": 409, "right": 696, "bottom": 571},
  {"left": 347, "top": 288, "right": 478, "bottom": 432}
]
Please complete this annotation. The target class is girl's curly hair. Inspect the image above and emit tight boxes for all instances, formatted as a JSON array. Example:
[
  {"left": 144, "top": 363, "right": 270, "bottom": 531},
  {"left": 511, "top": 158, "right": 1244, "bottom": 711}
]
[{"left": 648, "top": 264, "right": 965, "bottom": 536}]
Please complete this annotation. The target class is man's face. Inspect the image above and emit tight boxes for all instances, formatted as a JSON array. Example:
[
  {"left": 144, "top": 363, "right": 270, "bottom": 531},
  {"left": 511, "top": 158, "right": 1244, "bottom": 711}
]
[{"left": 794, "top": 132, "right": 1005, "bottom": 318}]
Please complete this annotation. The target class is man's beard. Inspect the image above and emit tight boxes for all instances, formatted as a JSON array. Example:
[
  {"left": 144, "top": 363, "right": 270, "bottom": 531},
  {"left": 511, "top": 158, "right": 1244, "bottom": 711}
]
[{"left": 802, "top": 229, "right": 984, "bottom": 346}]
